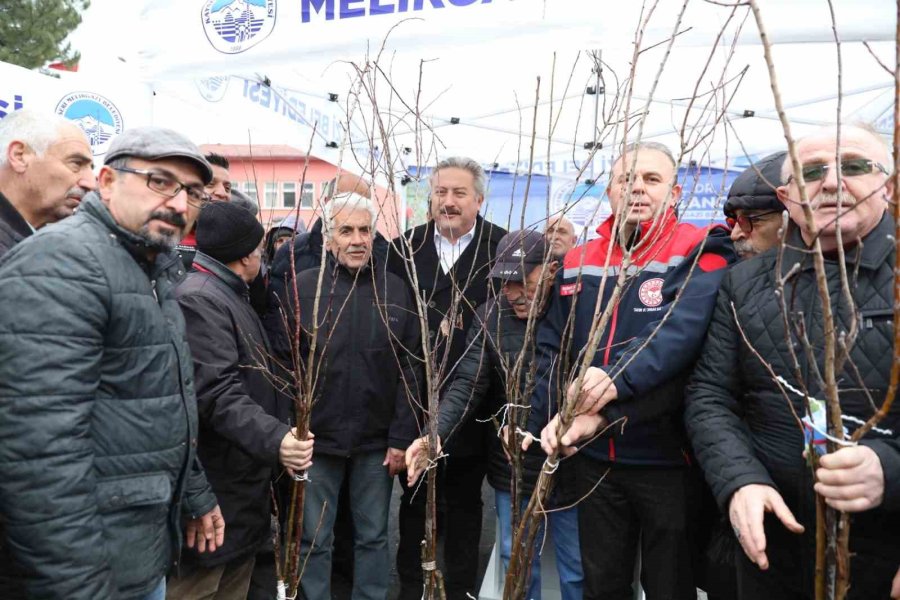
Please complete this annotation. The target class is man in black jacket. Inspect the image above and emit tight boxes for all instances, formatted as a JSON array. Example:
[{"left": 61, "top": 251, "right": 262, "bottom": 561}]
[
  {"left": 296, "top": 193, "right": 422, "bottom": 600},
  {"left": 0, "top": 108, "right": 95, "bottom": 258},
  {"left": 406, "top": 230, "right": 582, "bottom": 600},
  {"left": 685, "top": 124, "right": 900, "bottom": 599},
  {"left": 387, "top": 156, "right": 506, "bottom": 599},
  {"left": 0, "top": 127, "right": 222, "bottom": 600},
  {"left": 169, "top": 202, "right": 314, "bottom": 599}
]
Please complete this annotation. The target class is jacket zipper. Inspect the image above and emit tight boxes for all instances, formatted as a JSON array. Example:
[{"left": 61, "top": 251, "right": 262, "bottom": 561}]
[{"left": 602, "top": 300, "right": 620, "bottom": 462}]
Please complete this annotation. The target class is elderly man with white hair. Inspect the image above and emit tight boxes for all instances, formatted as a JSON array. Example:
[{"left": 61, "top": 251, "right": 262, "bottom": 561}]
[
  {"left": 293, "top": 193, "right": 423, "bottom": 600},
  {"left": 0, "top": 109, "right": 96, "bottom": 257}
]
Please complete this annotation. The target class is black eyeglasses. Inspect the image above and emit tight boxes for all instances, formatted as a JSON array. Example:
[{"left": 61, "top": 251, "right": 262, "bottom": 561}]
[
  {"left": 113, "top": 166, "right": 210, "bottom": 208},
  {"left": 787, "top": 158, "right": 888, "bottom": 184},
  {"left": 726, "top": 209, "right": 782, "bottom": 234}
]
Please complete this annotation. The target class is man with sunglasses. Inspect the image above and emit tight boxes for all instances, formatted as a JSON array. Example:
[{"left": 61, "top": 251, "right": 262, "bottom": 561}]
[
  {"left": 0, "top": 127, "right": 224, "bottom": 600},
  {"left": 686, "top": 124, "right": 900, "bottom": 599},
  {"left": 725, "top": 152, "right": 787, "bottom": 260}
]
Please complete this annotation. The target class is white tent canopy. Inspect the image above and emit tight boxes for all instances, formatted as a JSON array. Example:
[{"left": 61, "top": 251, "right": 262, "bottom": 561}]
[{"left": 57, "top": 0, "right": 897, "bottom": 218}]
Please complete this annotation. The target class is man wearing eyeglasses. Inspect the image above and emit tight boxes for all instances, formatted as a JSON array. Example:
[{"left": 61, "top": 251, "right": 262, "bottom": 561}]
[
  {"left": 0, "top": 127, "right": 224, "bottom": 600},
  {"left": 686, "top": 124, "right": 900, "bottom": 599},
  {"left": 724, "top": 152, "right": 787, "bottom": 261}
]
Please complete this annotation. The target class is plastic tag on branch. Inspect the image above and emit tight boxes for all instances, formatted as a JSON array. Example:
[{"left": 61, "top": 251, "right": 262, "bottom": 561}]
[
  {"left": 292, "top": 469, "right": 309, "bottom": 482},
  {"left": 802, "top": 397, "right": 848, "bottom": 456},
  {"left": 277, "top": 581, "right": 287, "bottom": 600}
]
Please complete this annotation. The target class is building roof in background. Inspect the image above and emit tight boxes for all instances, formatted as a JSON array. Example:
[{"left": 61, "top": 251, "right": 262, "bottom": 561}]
[{"left": 199, "top": 144, "right": 310, "bottom": 160}]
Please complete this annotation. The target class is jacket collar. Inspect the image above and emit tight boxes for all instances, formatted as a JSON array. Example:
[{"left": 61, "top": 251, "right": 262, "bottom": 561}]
[
  {"left": 0, "top": 189, "right": 33, "bottom": 239},
  {"left": 80, "top": 192, "right": 182, "bottom": 273},
  {"left": 784, "top": 212, "right": 894, "bottom": 272},
  {"left": 193, "top": 251, "right": 249, "bottom": 296}
]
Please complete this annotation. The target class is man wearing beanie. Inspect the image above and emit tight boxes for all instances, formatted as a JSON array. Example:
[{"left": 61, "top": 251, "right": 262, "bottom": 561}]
[
  {"left": 170, "top": 202, "right": 314, "bottom": 600},
  {"left": 0, "top": 126, "right": 222, "bottom": 600},
  {"left": 724, "top": 151, "right": 787, "bottom": 260}
]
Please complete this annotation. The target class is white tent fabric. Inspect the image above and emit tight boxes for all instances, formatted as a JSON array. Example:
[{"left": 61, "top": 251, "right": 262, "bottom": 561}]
[{"left": 57, "top": 0, "right": 899, "bottom": 222}]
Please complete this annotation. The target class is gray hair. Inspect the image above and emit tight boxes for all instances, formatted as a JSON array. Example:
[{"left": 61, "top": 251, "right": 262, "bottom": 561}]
[
  {"left": 0, "top": 109, "right": 86, "bottom": 167},
  {"left": 323, "top": 192, "right": 377, "bottom": 239},
  {"left": 432, "top": 156, "right": 486, "bottom": 198},
  {"left": 613, "top": 141, "right": 678, "bottom": 170}
]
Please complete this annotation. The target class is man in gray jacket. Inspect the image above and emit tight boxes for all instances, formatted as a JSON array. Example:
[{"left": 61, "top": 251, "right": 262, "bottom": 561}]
[{"left": 0, "top": 127, "right": 224, "bottom": 600}]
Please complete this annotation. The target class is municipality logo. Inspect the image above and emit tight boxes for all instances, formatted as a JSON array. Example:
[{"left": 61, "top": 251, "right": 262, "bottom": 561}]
[
  {"left": 196, "top": 76, "right": 231, "bottom": 102},
  {"left": 55, "top": 92, "right": 124, "bottom": 156},
  {"left": 202, "top": 0, "right": 276, "bottom": 55}
]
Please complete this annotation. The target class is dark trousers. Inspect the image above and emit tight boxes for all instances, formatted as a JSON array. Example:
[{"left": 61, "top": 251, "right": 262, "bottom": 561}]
[
  {"left": 396, "top": 455, "right": 486, "bottom": 600},
  {"left": 735, "top": 527, "right": 898, "bottom": 600},
  {"left": 576, "top": 455, "right": 702, "bottom": 600}
]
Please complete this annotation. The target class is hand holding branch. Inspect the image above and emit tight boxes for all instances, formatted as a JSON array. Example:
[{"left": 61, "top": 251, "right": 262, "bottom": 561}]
[
  {"left": 280, "top": 428, "right": 315, "bottom": 477},
  {"left": 533, "top": 413, "right": 607, "bottom": 457},
  {"left": 186, "top": 504, "right": 226, "bottom": 553},
  {"left": 569, "top": 367, "right": 618, "bottom": 414},
  {"left": 813, "top": 445, "right": 885, "bottom": 512},
  {"left": 728, "top": 484, "right": 804, "bottom": 570}
]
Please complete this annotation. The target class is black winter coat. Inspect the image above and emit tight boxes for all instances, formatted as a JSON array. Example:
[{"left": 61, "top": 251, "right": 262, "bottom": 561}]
[
  {"left": 0, "top": 190, "right": 31, "bottom": 260},
  {"left": 387, "top": 216, "right": 507, "bottom": 457},
  {"left": 295, "top": 255, "right": 423, "bottom": 455},
  {"left": 438, "top": 299, "right": 576, "bottom": 504},
  {"left": 0, "top": 193, "right": 216, "bottom": 600},
  {"left": 264, "top": 218, "right": 390, "bottom": 365},
  {"left": 176, "top": 252, "right": 292, "bottom": 568},
  {"left": 685, "top": 215, "right": 900, "bottom": 595}
]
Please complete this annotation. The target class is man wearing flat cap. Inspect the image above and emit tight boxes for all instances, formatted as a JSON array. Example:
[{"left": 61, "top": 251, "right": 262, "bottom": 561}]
[
  {"left": 169, "top": 202, "right": 314, "bottom": 600},
  {"left": 407, "top": 229, "right": 583, "bottom": 600},
  {"left": 725, "top": 151, "right": 787, "bottom": 260},
  {"left": 0, "top": 127, "right": 224, "bottom": 600}
]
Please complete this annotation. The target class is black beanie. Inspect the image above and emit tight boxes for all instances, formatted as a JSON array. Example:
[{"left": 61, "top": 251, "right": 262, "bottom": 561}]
[{"left": 196, "top": 201, "right": 265, "bottom": 264}]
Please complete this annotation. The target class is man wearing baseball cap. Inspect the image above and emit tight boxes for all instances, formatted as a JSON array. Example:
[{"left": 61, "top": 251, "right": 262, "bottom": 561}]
[
  {"left": 0, "top": 127, "right": 223, "bottom": 600},
  {"left": 724, "top": 151, "right": 787, "bottom": 260},
  {"left": 407, "top": 230, "right": 583, "bottom": 600}
]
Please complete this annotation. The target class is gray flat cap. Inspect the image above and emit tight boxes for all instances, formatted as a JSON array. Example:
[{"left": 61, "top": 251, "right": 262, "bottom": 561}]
[
  {"left": 104, "top": 127, "right": 213, "bottom": 185},
  {"left": 724, "top": 151, "right": 787, "bottom": 218}
]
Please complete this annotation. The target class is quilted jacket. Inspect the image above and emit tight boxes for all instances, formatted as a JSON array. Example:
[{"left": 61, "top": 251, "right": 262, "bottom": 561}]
[
  {"left": 528, "top": 211, "right": 736, "bottom": 465},
  {"left": 685, "top": 215, "right": 900, "bottom": 592},
  {"left": 0, "top": 193, "right": 216, "bottom": 599}
]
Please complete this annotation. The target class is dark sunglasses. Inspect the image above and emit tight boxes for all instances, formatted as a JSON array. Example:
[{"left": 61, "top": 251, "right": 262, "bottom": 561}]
[
  {"left": 787, "top": 158, "right": 888, "bottom": 184},
  {"left": 725, "top": 209, "right": 782, "bottom": 234}
]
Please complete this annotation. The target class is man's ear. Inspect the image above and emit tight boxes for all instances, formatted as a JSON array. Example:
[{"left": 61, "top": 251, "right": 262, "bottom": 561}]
[
  {"left": 97, "top": 166, "right": 117, "bottom": 201},
  {"left": 669, "top": 182, "right": 683, "bottom": 205},
  {"left": 776, "top": 185, "right": 791, "bottom": 206},
  {"left": 6, "top": 141, "right": 30, "bottom": 174},
  {"left": 547, "top": 259, "right": 560, "bottom": 278}
]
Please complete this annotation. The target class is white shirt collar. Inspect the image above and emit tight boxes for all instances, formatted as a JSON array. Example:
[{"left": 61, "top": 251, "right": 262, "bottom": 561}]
[{"left": 433, "top": 221, "right": 477, "bottom": 273}]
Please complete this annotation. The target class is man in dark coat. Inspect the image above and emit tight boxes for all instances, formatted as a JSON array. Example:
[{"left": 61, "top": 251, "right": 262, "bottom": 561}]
[
  {"left": 407, "top": 230, "right": 582, "bottom": 600},
  {"left": 0, "top": 108, "right": 95, "bottom": 258},
  {"left": 169, "top": 202, "right": 314, "bottom": 599},
  {"left": 685, "top": 124, "right": 900, "bottom": 599},
  {"left": 0, "top": 127, "right": 223, "bottom": 600},
  {"left": 295, "top": 193, "right": 422, "bottom": 600},
  {"left": 387, "top": 156, "right": 506, "bottom": 600}
]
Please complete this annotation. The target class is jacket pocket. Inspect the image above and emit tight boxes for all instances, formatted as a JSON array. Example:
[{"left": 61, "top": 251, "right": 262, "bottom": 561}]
[
  {"left": 95, "top": 473, "right": 172, "bottom": 592},
  {"left": 860, "top": 307, "right": 893, "bottom": 329},
  {"left": 95, "top": 472, "right": 172, "bottom": 513}
]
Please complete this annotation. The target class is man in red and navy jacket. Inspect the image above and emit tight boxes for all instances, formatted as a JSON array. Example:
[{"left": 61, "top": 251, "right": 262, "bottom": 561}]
[{"left": 525, "top": 141, "right": 736, "bottom": 599}]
